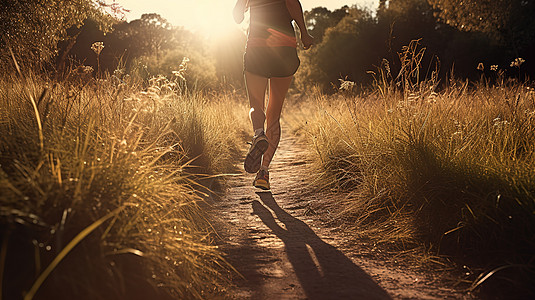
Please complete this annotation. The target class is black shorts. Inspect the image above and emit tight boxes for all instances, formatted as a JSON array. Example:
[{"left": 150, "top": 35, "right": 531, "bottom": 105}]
[{"left": 244, "top": 46, "right": 300, "bottom": 78}]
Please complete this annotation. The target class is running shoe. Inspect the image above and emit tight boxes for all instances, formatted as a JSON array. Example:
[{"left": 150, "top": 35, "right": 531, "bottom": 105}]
[
  {"left": 253, "top": 169, "right": 270, "bottom": 190},
  {"left": 244, "top": 133, "right": 269, "bottom": 173}
]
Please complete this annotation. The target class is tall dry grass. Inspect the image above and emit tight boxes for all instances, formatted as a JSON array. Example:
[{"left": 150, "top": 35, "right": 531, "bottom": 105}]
[
  {"left": 291, "top": 42, "right": 535, "bottom": 294},
  {"left": 0, "top": 65, "right": 248, "bottom": 299}
]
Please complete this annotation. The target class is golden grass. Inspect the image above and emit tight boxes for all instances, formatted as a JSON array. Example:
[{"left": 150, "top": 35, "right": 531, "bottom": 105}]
[
  {"left": 290, "top": 53, "right": 535, "bottom": 282},
  {"left": 0, "top": 69, "right": 249, "bottom": 299}
]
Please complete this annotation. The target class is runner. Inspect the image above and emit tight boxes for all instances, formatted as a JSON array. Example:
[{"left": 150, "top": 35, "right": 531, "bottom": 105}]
[{"left": 233, "top": 0, "right": 314, "bottom": 190}]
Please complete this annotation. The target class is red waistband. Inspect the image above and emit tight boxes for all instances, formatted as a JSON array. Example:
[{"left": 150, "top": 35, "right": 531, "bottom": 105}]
[{"left": 247, "top": 28, "right": 297, "bottom": 48}]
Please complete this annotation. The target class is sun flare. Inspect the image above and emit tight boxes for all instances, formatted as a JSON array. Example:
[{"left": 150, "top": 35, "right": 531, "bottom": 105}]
[{"left": 157, "top": 0, "right": 245, "bottom": 39}]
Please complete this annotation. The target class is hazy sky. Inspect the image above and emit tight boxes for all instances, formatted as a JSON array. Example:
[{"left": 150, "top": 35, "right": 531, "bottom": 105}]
[{"left": 115, "top": 0, "right": 379, "bottom": 34}]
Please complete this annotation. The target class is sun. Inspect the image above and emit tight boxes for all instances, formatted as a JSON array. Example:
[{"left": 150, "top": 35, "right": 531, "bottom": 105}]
[
  {"left": 170, "top": 0, "right": 245, "bottom": 40},
  {"left": 197, "top": 5, "right": 245, "bottom": 39},
  {"left": 118, "top": 0, "right": 248, "bottom": 40}
]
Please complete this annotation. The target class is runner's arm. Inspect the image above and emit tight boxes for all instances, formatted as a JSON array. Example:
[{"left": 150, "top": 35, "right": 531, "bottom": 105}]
[
  {"left": 285, "top": 0, "right": 314, "bottom": 49},
  {"left": 233, "top": 0, "right": 249, "bottom": 24}
]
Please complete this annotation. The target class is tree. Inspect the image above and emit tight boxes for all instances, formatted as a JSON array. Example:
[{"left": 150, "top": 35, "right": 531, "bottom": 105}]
[
  {"left": 0, "top": 0, "right": 116, "bottom": 68},
  {"left": 114, "top": 13, "right": 176, "bottom": 60},
  {"left": 429, "top": 0, "right": 535, "bottom": 56},
  {"left": 304, "top": 6, "right": 349, "bottom": 43},
  {"left": 429, "top": 0, "right": 510, "bottom": 36},
  {"left": 296, "top": 7, "right": 380, "bottom": 91},
  {"left": 63, "top": 13, "right": 216, "bottom": 87}
]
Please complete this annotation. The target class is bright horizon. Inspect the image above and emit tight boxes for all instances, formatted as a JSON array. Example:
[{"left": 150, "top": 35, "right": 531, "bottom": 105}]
[{"left": 114, "top": 0, "right": 379, "bottom": 37}]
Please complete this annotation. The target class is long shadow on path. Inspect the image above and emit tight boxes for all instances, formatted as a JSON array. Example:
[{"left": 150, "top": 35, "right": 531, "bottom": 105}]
[{"left": 253, "top": 192, "right": 392, "bottom": 300}]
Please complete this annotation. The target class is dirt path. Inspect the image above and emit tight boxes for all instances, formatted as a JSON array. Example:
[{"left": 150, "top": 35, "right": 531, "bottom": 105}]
[{"left": 212, "top": 134, "right": 472, "bottom": 299}]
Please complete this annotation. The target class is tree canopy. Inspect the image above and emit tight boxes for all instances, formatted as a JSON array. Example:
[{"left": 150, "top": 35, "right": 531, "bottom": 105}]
[
  {"left": 1, "top": 0, "right": 533, "bottom": 90},
  {"left": 296, "top": 0, "right": 534, "bottom": 91},
  {"left": 0, "top": 0, "right": 116, "bottom": 67}
]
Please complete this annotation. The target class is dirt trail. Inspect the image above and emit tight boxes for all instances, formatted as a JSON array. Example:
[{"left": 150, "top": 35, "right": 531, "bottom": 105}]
[{"left": 212, "top": 134, "right": 471, "bottom": 299}]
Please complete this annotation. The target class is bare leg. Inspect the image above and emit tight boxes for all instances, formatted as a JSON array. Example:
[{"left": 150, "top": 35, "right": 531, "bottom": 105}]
[
  {"left": 245, "top": 71, "right": 268, "bottom": 132},
  {"left": 262, "top": 76, "right": 293, "bottom": 168}
]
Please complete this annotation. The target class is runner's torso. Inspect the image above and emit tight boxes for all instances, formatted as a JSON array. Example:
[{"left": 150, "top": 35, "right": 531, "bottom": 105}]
[{"left": 248, "top": 0, "right": 296, "bottom": 47}]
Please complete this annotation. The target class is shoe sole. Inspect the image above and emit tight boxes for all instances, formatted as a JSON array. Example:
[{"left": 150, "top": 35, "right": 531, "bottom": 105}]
[
  {"left": 254, "top": 184, "right": 270, "bottom": 190},
  {"left": 254, "top": 180, "right": 270, "bottom": 190},
  {"left": 244, "top": 139, "right": 269, "bottom": 173}
]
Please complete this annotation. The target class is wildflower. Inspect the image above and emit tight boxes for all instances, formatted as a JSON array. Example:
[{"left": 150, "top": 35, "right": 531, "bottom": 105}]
[
  {"left": 510, "top": 58, "right": 525, "bottom": 68},
  {"left": 427, "top": 91, "right": 438, "bottom": 104},
  {"left": 490, "top": 65, "right": 498, "bottom": 71},
  {"left": 494, "top": 120, "right": 509, "bottom": 127},
  {"left": 477, "top": 62, "right": 484, "bottom": 71},
  {"left": 91, "top": 42, "right": 105, "bottom": 55},
  {"left": 173, "top": 57, "right": 190, "bottom": 81},
  {"left": 407, "top": 93, "right": 418, "bottom": 102},
  {"left": 147, "top": 86, "right": 160, "bottom": 94},
  {"left": 172, "top": 70, "right": 186, "bottom": 81},
  {"left": 180, "top": 57, "right": 190, "bottom": 66},
  {"left": 493, "top": 117, "right": 509, "bottom": 128},
  {"left": 76, "top": 65, "right": 94, "bottom": 74},
  {"left": 339, "top": 79, "right": 356, "bottom": 91},
  {"left": 113, "top": 68, "right": 125, "bottom": 77},
  {"left": 382, "top": 58, "right": 391, "bottom": 77}
]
